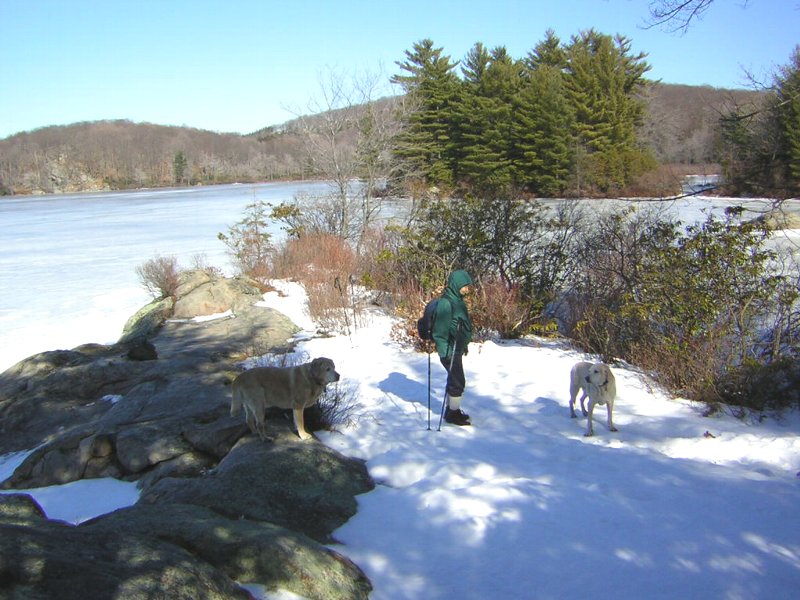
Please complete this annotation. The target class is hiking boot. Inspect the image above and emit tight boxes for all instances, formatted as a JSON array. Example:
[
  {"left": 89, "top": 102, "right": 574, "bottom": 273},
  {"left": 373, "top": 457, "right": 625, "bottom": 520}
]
[{"left": 444, "top": 408, "right": 471, "bottom": 426}]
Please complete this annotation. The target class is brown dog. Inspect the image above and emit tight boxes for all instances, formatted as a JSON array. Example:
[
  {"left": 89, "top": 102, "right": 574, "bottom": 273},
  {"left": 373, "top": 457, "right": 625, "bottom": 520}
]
[{"left": 231, "top": 357, "right": 340, "bottom": 440}]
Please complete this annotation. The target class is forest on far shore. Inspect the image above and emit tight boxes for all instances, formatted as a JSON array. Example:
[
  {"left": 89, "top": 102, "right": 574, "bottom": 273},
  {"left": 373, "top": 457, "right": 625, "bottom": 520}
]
[{"left": 0, "top": 82, "right": 764, "bottom": 198}]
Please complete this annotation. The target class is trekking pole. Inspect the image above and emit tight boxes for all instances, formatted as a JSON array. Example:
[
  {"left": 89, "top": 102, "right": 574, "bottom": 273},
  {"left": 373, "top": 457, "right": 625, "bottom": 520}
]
[{"left": 426, "top": 346, "right": 432, "bottom": 430}]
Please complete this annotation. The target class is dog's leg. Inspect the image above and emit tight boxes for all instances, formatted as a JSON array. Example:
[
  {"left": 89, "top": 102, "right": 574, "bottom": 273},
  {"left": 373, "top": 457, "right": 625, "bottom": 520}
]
[
  {"left": 255, "top": 413, "right": 265, "bottom": 440},
  {"left": 256, "top": 401, "right": 271, "bottom": 441},
  {"left": 584, "top": 400, "right": 595, "bottom": 437},
  {"left": 569, "top": 390, "right": 577, "bottom": 418},
  {"left": 230, "top": 390, "right": 242, "bottom": 417},
  {"left": 607, "top": 403, "right": 618, "bottom": 432},
  {"left": 579, "top": 391, "right": 588, "bottom": 417},
  {"left": 293, "top": 408, "right": 312, "bottom": 440},
  {"left": 243, "top": 404, "right": 256, "bottom": 434}
]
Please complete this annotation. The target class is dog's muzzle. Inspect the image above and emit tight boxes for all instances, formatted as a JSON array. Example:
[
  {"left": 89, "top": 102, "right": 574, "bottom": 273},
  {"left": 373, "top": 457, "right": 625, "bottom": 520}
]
[{"left": 586, "top": 374, "right": 609, "bottom": 387}]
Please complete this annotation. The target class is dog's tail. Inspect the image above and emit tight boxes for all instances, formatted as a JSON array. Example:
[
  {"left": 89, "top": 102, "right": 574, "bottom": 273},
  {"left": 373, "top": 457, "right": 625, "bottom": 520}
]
[{"left": 230, "top": 385, "right": 242, "bottom": 417}]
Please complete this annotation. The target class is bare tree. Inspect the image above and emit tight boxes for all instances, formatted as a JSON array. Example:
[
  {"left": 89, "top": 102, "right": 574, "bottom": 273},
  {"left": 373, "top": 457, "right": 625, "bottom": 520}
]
[
  {"left": 288, "top": 65, "right": 403, "bottom": 249},
  {"left": 645, "top": 0, "right": 719, "bottom": 32}
]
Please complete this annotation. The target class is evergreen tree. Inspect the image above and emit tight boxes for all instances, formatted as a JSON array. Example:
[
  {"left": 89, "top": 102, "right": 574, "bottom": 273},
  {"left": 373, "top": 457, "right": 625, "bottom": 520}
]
[
  {"left": 512, "top": 63, "right": 575, "bottom": 196},
  {"left": 391, "top": 39, "right": 460, "bottom": 190},
  {"left": 564, "top": 30, "right": 654, "bottom": 192},
  {"left": 448, "top": 42, "right": 491, "bottom": 185},
  {"left": 217, "top": 199, "right": 273, "bottom": 278},
  {"left": 776, "top": 47, "right": 800, "bottom": 193},
  {"left": 524, "top": 29, "right": 567, "bottom": 71},
  {"left": 457, "top": 45, "right": 521, "bottom": 194},
  {"left": 173, "top": 150, "right": 187, "bottom": 184},
  {"left": 721, "top": 46, "right": 800, "bottom": 198},
  {"left": 512, "top": 32, "right": 576, "bottom": 195}
]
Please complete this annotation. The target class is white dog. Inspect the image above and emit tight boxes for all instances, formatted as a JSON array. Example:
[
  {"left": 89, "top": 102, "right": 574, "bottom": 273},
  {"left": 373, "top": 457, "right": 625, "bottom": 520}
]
[
  {"left": 231, "top": 357, "right": 340, "bottom": 440},
  {"left": 569, "top": 361, "right": 618, "bottom": 437}
]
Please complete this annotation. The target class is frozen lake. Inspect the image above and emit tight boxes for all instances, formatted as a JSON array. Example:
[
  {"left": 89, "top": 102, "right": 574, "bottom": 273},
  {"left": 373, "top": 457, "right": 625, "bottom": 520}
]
[
  {"left": 1, "top": 185, "right": 797, "bottom": 373},
  {"left": 0, "top": 181, "right": 334, "bottom": 372}
]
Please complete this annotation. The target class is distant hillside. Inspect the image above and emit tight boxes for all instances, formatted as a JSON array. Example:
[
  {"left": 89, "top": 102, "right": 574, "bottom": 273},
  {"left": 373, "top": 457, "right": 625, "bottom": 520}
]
[
  {"left": 0, "top": 120, "right": 309, "bottom": 195},
  {"left": 639, "top": 83, "right": 764, "bottom": 164},
  {"left": 0, "top": 83, "right": 765, "bottom": 196}
]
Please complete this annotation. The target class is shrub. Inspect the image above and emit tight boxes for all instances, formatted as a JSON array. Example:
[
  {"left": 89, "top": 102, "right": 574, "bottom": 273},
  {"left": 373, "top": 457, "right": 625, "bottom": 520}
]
[
  {"left": 713, "top": 356, "right": 800, "bottom": 414},
  {"left": 566, "top": 205, "right": 800, "bottom": 407},
  {"left": 271, "top": 233, "right": 362, "bottom": 333},
  {"left": 135, "top": 255, "right": 180, "bottom": 299},
  {"left": 218, "top": 199, "right": 273, "bottom": 281},
  {"left": 471, "top": 279, "right": 531, "bottom": 339},
  {"left": 304, "top": 379, "right": 361, "bottom": 433},
  {"left": 189, "top": 253, "right": 224, "bottom": 277}
]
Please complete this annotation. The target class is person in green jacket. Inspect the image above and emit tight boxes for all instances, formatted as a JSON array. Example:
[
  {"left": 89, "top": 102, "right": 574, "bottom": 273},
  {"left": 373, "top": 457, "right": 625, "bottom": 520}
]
[{"left": 432, "top": 269, "right": 474, "bottom": 426}]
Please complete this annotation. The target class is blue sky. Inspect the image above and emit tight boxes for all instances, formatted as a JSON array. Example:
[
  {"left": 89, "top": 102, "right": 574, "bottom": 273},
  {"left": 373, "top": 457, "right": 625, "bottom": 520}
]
[{"left": 1, "top": 0, "right": 798, "bottom": 139}]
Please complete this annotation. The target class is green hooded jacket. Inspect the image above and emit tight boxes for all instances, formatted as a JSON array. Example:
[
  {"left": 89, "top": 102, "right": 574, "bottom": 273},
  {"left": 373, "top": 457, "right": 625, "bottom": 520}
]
[{"left": 432, "top": 270, "right": 474, "bottom": 360}]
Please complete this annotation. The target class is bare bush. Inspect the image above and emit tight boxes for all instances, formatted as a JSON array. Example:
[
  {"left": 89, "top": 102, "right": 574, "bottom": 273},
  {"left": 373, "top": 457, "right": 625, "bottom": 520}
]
[
  {"left": 135, "top": 255, "right": 180, "bottom": 299},
  {"left": 189, "top": 253, "right": 225, "bottom": 277},
  {"left": 471, "top": 279, "right": 530, "bottom": 339},
  {"left": 271, "top": 233, "right": 363, "bottom": 333},
  {"left": 305, "top": 379, "right": 362, "bottom": 433}
]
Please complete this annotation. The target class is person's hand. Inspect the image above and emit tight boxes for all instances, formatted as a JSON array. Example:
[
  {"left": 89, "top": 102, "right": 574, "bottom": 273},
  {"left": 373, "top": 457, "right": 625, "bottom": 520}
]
[{"left": 463, "top": 346, "right": 468, "bottom": 356}]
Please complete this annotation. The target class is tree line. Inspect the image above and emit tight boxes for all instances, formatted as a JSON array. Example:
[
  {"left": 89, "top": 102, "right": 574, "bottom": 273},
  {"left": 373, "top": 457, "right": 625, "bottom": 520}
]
[
  {"left": 392, "top": 32, "right": 655, "bottom": 197},
  {"left": 389, "top": 34, "right": 799, "bottom": 200},
  {"left": 0, "top": 120, "right": 310, "bottom": 195},
  {"left": 0, "top": 41, "right": 769, "bottom": 197}
]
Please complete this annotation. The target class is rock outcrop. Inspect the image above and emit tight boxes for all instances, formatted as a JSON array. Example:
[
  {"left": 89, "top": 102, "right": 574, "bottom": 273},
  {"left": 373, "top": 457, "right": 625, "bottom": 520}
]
[{"left": 0, "top": 271, "right": 374, "bottom": 599}]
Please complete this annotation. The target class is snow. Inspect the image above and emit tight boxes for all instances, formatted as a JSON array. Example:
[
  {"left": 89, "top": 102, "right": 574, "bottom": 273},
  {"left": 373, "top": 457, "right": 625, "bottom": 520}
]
[{"left": 2, "top": 283, "right": 800, "bottom": 599}]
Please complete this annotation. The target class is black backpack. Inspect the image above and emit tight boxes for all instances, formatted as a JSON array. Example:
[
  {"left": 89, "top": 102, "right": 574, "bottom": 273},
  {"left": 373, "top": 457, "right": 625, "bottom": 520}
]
[{"left": 417, "top": 297, "right": 449, "bottom": 341}]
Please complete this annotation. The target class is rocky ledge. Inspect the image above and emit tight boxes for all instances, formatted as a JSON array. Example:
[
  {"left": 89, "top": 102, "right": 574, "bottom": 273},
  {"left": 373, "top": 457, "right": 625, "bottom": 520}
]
[{"left": 0, "top": 271, "right": 374, "bottom": 600}]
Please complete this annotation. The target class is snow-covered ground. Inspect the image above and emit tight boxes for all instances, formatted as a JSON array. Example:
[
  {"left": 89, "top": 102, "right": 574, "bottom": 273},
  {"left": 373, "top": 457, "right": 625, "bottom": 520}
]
[{"left": 3, "top": 279, "right": 799, "bottom": 599}]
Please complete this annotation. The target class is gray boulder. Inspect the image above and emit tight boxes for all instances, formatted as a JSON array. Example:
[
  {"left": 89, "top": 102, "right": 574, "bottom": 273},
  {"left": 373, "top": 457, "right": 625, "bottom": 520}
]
[
  {"left": 118, "top": 296, "right": 174, "bottom": 345},
  {"left": 0, "top": 274, "right": 374, "bottom": 598},
  {"left": 172, "top": 274, "right": 263, "bottom": 319},
  {"left": 139, "top": 435, "right": 375, "bottom": 543},
  {"left": 0, "top": 494, "right": 371, "bottom": 600},
  {"left": 0, "top": 494, "right": 251, "bottom": 600},
  {"left": 84, "top": 503, "right": 372, "bottom": 600}
]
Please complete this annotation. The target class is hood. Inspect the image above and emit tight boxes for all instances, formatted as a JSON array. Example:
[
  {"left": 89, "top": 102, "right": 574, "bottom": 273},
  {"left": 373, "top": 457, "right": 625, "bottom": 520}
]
[{"left": 446, "top": 270, "right": 473, "bottom": 296}]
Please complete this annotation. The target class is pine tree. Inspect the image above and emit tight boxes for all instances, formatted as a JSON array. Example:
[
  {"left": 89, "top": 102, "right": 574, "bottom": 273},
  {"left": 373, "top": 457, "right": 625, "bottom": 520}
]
[
  {"left": 217, "top": 199, "right": 273, "bottom": 278},
  {"left": 510, "top": 32, "right": 576, "bottom": 196},
  {"left": 776, "top": 47, "right": 800, "bottom": 193},
  {"left": 512, "top": 63, "right": 575, "bottom": 196},
  {"left": 457, "top": 45, "right": 521, "bottom": 194},
  {"left": 392, "top": 39, "right": 460, "bottom": 190},
  {"left": 173, "top": 150, "right": 187, "bottom": 184},
  {"left": 524, "top": 29, "right": 567, "bottom": 71},
  {"left": 564, "top": 30, "right": 653, "bottom": 192}
]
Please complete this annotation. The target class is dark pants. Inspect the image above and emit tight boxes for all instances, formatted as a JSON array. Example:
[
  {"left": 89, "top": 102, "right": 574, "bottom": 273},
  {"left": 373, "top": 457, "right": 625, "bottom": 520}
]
[{"left": 440, "top": 353, "right": 465, "bottom": 398}]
